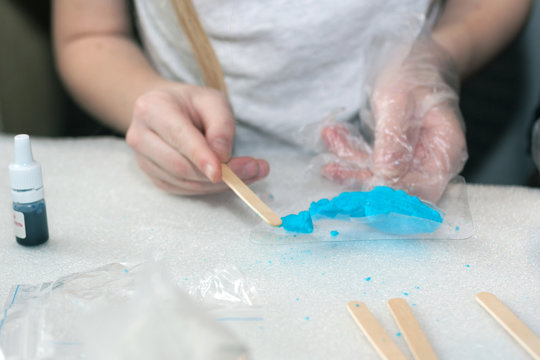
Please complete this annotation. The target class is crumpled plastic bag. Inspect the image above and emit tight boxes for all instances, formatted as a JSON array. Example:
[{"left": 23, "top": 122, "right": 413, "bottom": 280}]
[{"left": 0, "top": 263, "right": 249, "bottom": 360}]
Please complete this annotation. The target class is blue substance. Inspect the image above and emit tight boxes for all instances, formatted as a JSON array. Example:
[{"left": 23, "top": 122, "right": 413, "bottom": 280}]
[
  {"left": 280, "top": 186, "right": 443, "bottom": 235},
  {"left": 281, "top": 210, "right": 313, "bottom": 233},
  {"left": 330, "top": 230, "right": 339, "bottom": 237}
]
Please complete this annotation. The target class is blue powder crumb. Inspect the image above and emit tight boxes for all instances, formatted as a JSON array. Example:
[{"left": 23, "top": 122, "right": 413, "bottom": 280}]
[
  {"left": 403, "top": 292, "right": 409, "bottom": 296},
  {"left": 456, "top": 226, "right": 460, "bottom": 231},
  {"left": 396, "top": 332, "right": 402, "bottom": 337},
  {"left": 414, "top": 286, "right": 420, "bottom": 290},
  {"left": 305, "top": 316, "right": 310, "bottom": 321},
  {"left": 123, "top": 269, "right": 129, "bottom": 273},
  {"left": 330, "top": 230, "right": 339, "bottom": 237},
  {"left": 355, "top": 303, "right": 359, "bottom": 307},
  {"left": 296, "top": 297, "right": 300, "bottom": 301},
  {"left": 365, "top": 277, "right": 371, "bottom": 282},
  {"left": 466, "top": 264, "right": 470, "bottom": 268},
  {"left": 281, "top": 211, "right": 313, "bottom": 233},
  {"left": 280, "top": 186, "right": 443, "bottom": 234}
]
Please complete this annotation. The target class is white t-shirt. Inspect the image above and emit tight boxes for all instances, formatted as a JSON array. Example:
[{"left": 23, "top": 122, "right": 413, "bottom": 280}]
[{"left": 134, "top": 0, "right": 438, "bottom": 144}]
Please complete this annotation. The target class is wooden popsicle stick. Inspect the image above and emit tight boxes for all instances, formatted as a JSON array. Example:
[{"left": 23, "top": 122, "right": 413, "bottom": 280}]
[
  {"left": 347, "top": 301, "right": 407, "bottom": 360},
  {"left": 171, "top": 2, "right": 282, "bottom": 228},
  {"left": 476, "top": 292, "right": 540, "bottom": 360},
  {"left": 388, "top": 298, "right": 438, "bottom": 360},
  {"left": 221, "top": 163, "right": 282, "bottom": 227}
]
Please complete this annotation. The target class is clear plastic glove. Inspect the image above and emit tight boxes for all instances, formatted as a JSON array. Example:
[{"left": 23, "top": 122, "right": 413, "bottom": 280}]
[
  {"left": 321, "top": 36, "right": 468, "bottom": 203},
  {"left": 126, "top": 82, "right": 269, "bottom": 195}
]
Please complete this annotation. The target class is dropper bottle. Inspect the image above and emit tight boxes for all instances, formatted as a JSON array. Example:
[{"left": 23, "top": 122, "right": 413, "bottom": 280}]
[{"left": 9, "top": 134, "right": 49, "bottom": 246}]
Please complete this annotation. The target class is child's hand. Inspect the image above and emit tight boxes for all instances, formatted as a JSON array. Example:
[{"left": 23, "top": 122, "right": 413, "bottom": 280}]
[
  {"left": 126, "top": 83, "right": 269, "bottom": 195},
  {"left": 321, "top": 37, "right": 468, "bottom": 203}
]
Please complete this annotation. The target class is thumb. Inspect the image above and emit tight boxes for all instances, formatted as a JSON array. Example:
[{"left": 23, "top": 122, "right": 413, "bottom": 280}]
[{"left": 371, "top": 89, "right": 420, "bottom": 180}]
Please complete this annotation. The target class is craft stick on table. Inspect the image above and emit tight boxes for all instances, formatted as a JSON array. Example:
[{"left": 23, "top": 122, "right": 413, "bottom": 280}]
[
  {"left": 221, "top": 164, "right": 282, "bottom": 227},
  {"left": 388, "top": 298, "right": 439, "bottom": 360},
  {"left": 476, "top": 292, "right": 540, "bottom": 360},
  {"left": 347, "top": 301, "right": 407, "bottom": 360}
]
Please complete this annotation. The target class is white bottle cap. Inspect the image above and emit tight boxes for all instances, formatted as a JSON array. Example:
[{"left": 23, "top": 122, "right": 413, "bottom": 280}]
[{"left": 9, "top": 134, "right": 44, "bottom": 203}]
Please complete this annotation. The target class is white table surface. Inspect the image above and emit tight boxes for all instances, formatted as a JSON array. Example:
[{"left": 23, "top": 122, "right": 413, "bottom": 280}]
[{"left": 0, "top": 134, "right": 539, "bottom": 359}]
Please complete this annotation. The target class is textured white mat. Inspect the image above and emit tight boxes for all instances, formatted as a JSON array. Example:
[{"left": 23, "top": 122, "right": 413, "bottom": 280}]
[{"left": 0, "top": 134, "right": 539, "bottom": 359}]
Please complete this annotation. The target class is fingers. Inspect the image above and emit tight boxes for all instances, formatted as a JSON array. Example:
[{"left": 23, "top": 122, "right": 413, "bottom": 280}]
[
  {"left": 321, "top": 124, "right": 371, "bottom": 161},
  {"left": 135, "top": 154, "right": 269, "bottom": 195},
  {"left": 319, "top": 124, "right": 374, "bottom": 187},
  {"left": 131, "top": 90, "right": 223, "bottom": 183},
  {"left": 129, "top": 127, "right": 208, "bottom": 181},
  {"left": 322, "top": 162, "right": 373, "bottom": 185}
]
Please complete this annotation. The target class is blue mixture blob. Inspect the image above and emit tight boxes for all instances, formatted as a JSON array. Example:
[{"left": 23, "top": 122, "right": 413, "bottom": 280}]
[
  {"left": 280, "top": 186, "right": 443, "bottom": 235},
  {"left": 281, "top": 210, "right": 313, "bottom": 233}
]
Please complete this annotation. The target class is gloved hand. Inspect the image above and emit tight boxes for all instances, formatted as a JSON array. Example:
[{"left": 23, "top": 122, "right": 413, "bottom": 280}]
[
  {"left": 126, "top": 82, "right": 269, "bottom": 195},
  {"left": 321, "top": 36, "right": 468, "bottom": 203}
]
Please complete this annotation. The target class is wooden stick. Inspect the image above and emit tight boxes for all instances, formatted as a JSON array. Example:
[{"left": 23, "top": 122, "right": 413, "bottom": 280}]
[
  {"left": 171, "top": 0, "right": 228, "bottom": 96},
  {"left": 221, "top": 164, "right": 282, "bottom": 227},
  {"left": 388, "top": 298, "right": 438, "bottom": 360},
  {"left": 347, "top": 301, "right": 407, "bottom": 360},
  {"left": 476, "top": 292, "right": 540, "bottom": 360},
  {"left": 172, "top": 0, "right": 282, "bottom": 227}
]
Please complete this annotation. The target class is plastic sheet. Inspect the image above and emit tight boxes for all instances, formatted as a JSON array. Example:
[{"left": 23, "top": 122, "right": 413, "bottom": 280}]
[
  {"left": 189, "top": 265, "right": 263, "bottom": 322},
  {"left": 0, "top": 263, "right": 250, "bottom": 360},
  {"left": 251, "top": 176, "right": 473, "bottom": 244}
]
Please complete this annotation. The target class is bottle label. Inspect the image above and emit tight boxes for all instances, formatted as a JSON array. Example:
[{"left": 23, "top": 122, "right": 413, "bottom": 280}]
[{"left": 13, "top": 210, "right": 26, "bottom": 239}]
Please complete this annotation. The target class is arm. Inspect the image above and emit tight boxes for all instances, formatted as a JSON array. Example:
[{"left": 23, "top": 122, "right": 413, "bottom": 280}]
[
  {"left": 53, "top": 0, "right": 268, "bottom": 193},
  {"left": 53, "top": 0, "right": 162, "bottom": 132},
  {"left": 432, "top": 0, "right": 532, "bottom": 79}
]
